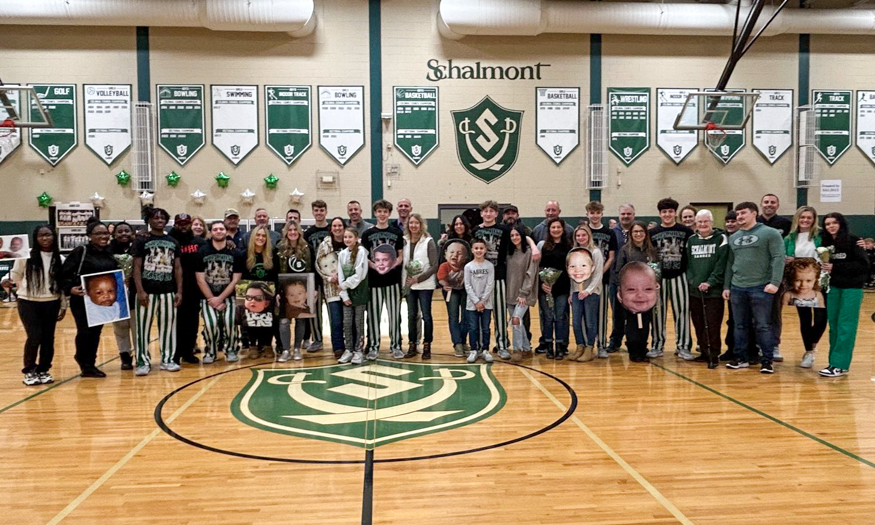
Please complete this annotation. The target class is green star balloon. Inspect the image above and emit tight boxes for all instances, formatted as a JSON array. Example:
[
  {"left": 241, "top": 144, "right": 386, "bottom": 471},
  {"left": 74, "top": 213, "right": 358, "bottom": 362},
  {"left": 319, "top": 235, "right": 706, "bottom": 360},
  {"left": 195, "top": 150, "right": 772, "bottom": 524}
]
[
  {"left": 37, "top": 192, "right": 53, "bottom": 207},
  {"left": 215, "top": 172, "right": 230, "bottom": 188},
  {"left": 115, "top": 170, "right": 131, "bottom": 186},
  {"left": 166, "top": 171, "right": 181, "bottom": 187},
  {"left": 264, "top": 173, "right": 279, "bottom": 189}
]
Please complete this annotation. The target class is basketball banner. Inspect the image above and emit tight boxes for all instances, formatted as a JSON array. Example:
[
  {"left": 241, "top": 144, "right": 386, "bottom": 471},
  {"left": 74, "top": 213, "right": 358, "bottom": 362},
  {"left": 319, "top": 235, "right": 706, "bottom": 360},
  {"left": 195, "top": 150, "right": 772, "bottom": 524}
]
[
  {"left": 812, "top": 90, "right": 852, "bottom": 165},
  {"left": 855, "top": 90, "right": 875, "bottom": 165},
  {"left": 535, "top": 87, "right": 579, "bottom": 165},
  {"left": 211, "top": 85, "right": 258, "bottom": 166},
  {"left": 704, "top": 89, "right": 746, "bottom": 164},
  {"left": 265, "top": 85, "right": 311, "bottom": 166},
  {"left": 608, "top": 87, "right": 650, "bottom": 166},
  {"left": 28, "top": 84, "right": 77, "bottom": 166},
  {"left": 656, "top": 88, "right": 698, "bottom": 165},
  {"left": 157, "top": 85, "right": 205, "bottom": 166},
  {"left": 318, "top": 86, "right": 365, "bottom": 166},
  {"left": 452, "top": 96, "right": 523, "bottom": 183},
  {"left": 83, "top": 84, "right": 132, "bottom": 166},
  {"left": 0, "top": 85, "right": 22, "bottom": 166},
  {"left": 752, "top": 89, "right": 793, "bottom": 164},
  {"left": 394, "top": 87, "right": 439, "bottom": 166}
]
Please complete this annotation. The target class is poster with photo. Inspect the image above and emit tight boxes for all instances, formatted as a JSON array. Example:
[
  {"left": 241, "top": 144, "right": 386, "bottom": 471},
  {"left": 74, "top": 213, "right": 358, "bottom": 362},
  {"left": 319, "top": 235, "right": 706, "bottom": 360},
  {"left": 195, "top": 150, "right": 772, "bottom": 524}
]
[
  {"left": 55, "top": 202, "right": 96, "bottom": 254},
  {"left": 278, "top": 273, "right": 316, "bottom": 319},
  {"left": 0, "top": 234, "right": 30, "bottom": 260},
  {"left": 81, "top": 270, "right": 130, "bottom": 327},
  {"left": 438, "top": 239, "right": 471, "bottom": 290},
  {"left": 782, "top": 257, "right": 826, "bottom": 308}
]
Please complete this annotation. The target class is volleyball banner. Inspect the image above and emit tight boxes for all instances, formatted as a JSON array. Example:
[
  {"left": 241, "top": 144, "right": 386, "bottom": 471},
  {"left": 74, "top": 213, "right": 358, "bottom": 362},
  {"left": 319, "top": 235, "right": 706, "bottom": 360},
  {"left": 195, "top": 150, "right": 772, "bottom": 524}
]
[{"left": 84, "top": 84, "right": 132, "bottom": 166}]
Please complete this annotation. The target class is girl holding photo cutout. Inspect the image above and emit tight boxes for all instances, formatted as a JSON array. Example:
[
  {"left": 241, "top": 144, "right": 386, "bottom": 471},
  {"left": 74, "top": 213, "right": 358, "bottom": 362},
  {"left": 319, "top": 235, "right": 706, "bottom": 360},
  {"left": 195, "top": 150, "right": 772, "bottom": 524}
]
[
  {"left": 783, "top": 206, "right": 825, "bottom": 369},
  {"left": 277, "top": 220, "right": 312, "bottom": 362},
  {"left": 337, "top": 227, "right": 369, "bottom": 365},
  {"left": 568, "top": 225, "right": 604, "bottom": 363}
]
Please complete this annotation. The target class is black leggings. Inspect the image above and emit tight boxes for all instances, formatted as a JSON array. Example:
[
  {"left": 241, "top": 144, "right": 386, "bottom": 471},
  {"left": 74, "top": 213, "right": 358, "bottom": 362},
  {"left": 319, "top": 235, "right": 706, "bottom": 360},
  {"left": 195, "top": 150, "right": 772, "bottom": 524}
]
[
  {"left": 70, "top": 296, "right": 104, "bottom": 370},
  {"left": 796, "top": 306, "right": 827, "bottom": 352},
  {"left": 17, "top": 299, "right": 61, "bottom": 373}
]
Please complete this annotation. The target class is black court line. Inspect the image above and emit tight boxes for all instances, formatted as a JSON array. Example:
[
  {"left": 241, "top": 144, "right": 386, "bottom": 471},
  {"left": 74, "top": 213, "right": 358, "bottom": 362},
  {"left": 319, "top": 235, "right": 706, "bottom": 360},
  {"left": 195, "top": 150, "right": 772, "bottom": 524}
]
[
  {"left": 652, "top": 362, "right": 875, "bottom": 469},
  {"left": 361, "top": 449, "right": 374, "bottom": 525},
  {"left": 0, "top": 356, "right": 119, "bottom": 415},
  {"left": 154, "top": 357, "right": 578, "bottom": 464}
]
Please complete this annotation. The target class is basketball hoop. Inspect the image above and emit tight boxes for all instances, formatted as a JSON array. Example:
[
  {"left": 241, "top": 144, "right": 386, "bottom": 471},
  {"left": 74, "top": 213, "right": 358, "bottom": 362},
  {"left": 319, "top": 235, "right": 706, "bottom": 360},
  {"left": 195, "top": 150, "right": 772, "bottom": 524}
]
[
  {"left": 0, "top": 119, "right": 15, "bottom": 137},
  {"left": 0, "top": 119, "right": 17, "bottom": 155},
  {"left": 705, "top": 121, "right": 727, "bottom": 149}
]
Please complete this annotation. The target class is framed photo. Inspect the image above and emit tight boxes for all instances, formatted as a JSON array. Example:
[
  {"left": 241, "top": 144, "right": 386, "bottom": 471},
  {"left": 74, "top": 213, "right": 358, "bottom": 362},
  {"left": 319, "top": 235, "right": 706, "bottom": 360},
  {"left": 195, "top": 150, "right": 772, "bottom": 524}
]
[
  {"left": 0, "top": 234, "right": 30, "bottom": 261},
  {"left": 278, "top": 273, "right": 317, "bottom": 319},
  {"left": 80, "top": 269, "right": 130, "bottom": 327}
]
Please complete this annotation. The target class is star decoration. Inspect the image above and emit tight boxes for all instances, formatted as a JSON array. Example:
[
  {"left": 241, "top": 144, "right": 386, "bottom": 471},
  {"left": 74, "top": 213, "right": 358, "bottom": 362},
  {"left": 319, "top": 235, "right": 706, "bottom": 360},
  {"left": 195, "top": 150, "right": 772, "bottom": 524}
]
[
  {"left": 289, "top": 187, "right": 305, "bottom": 204},
  {"left": 139, "top": 191, "right": 154, "bottom": 206},
  {"left": 264, "top": 173, "right": 279, "bottom": 189},
  {"left": 115, "top": 170, "right": 131, "bottom": 186},
  {"left": 37, "top": 192, "right": 53, "bottom": 207},
  {"left": 215, "top": 172, "right": 230, "bottom": 188},
  {"left": 166, "top": 171, "right": 181, "bottom": 187},
  {"left": 190, "top": 189, "right": 207, "bottom": 205},
  {"left": 240, "top": 188, "right": 256, "bottom": 205},
  {"left": 89, "top": 192, "right": 105, "bottom": 208}
]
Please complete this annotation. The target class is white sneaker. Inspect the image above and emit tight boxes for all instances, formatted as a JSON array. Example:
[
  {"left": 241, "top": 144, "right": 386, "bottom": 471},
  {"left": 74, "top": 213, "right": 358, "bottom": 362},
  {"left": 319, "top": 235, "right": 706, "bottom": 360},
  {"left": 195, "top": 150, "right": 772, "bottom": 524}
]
[
  {"left": 202, "top": 354, "right": 215, "bottom": 364},
  {"left": 366, "top": 349, "right": 379, "bottom": 361},
  {"left": 293, "top": 348, "right": 303, "bottom": 361},
  {"left": 678, "top": 350, "right": 696, "bottom": 361},
  {"left": 351, "top": 351, "right": 364, "bottom": 365},
  {"left": 277, "top": 350, "right": 292, "bottom": 363},
  {"left": 497, "top": 349, "right": 511, "bottom": 360},
  {"left": 134, "top": 365, "right": 151, "bottom": 376},
  {"left": 800, "top": 351, "right": 815, "bottom": 369},
  {"left": 307, "top": 341, "right": 323, "bottom": 352},
  {"left": 772, "top": 346, "right": 784, "bottom": 362},
  {"left": 392, "top": 348, "right": 404, "bottom": 359},
  {"left": 226, "top": 351, "right": 239, "bottom": 363},
  {"left": 159, "top": 362, "right": 181, "bottom": 372},
  {"left": 466, "top": 350, "right": 479, "bottom": 363},
  {"left": 481, "top": 351, "right": 494, "bottom": 363},
  {"left": 597, "top": 348, "right": 609, "bottom": 359},
  {"left": 23, "top": 372, "right": 40, "bottom": 386},
  {"left": 338, "top": 350, "right": 354, "bottom": 364},
  {"left": 646, "top": 349, "right": 664, "bottom": 358},
  {"left": 38, "top": 372, "right": 54, "bottom": 384}
]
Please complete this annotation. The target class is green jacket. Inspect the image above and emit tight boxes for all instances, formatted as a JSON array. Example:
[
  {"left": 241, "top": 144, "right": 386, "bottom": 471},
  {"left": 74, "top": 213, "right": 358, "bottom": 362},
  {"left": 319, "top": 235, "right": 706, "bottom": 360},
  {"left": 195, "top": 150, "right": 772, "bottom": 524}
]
[
  {"left": 783, "top": 231, "right": 822, "bottom": 256},
  {"left": 685, "top": 231, "right": 729, "bottom": 298}
]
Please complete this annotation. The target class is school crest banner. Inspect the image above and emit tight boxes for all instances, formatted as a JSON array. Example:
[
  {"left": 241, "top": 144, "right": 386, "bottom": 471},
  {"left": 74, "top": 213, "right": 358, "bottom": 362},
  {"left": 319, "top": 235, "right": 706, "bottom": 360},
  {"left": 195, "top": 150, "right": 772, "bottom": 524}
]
[{"left": 452, "top": 95, "right": 523, "bottom": 183}]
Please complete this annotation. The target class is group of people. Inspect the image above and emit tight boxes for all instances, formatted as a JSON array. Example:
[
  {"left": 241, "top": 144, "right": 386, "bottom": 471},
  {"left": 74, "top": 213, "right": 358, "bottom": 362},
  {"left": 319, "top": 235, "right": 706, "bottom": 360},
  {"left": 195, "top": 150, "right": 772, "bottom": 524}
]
[{"left": 6, "top": 193, "right": 871, "bottom": 386}]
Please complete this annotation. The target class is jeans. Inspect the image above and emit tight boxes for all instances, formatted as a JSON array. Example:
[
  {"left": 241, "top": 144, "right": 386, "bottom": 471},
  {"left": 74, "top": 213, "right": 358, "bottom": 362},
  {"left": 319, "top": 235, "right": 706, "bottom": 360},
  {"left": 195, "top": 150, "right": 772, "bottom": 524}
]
[
  {"left": 466, "top": 309, "right": 491, "bottom": 351},
  {"left": 278, "top": 318, "right": 306, "bottom": 351},
  {"left": 730, "top": 286, "right": 776, "bottom": 364},
  {"left": 443, "top": 288, "right": 468, "bottom": 346},
  {"left": 407, "top": 289, "right": 434, "bottom": 344},
  {"left": 538, "top": 291, "right": 569, "bottom": 345},
  {"left": 327, "top": 299, "right": 345, "bottom": 351},
  {"left": 507, "top": 304, "right": 531, "bottom": 351},
  {"left": 571, "top": 293, "right": 600, "bottom": 346}
]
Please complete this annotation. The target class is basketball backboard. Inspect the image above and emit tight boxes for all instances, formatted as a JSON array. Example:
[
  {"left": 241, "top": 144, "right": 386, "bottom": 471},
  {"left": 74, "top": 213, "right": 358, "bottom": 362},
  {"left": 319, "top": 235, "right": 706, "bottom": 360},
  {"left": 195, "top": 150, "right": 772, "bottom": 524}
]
[
  {"left": 673, "top": 91, "right": 760, "bottom": 131},
  {"left": 0, "top": 85, "right": 53, "bottom": 128}
]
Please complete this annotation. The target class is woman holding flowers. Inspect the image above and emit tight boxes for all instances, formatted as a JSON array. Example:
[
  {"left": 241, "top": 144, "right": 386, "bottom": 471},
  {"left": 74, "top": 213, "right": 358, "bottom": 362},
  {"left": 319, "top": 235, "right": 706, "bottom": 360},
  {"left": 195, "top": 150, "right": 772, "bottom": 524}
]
[
  {"left": 537, "top": 218, "right": 571, "bottom": 359},
  {"left": 783, "top": 206, "right": 826, "bottom": 368},
  {"left": 402, "top": 213, "right": 438, "bottom": 359}
]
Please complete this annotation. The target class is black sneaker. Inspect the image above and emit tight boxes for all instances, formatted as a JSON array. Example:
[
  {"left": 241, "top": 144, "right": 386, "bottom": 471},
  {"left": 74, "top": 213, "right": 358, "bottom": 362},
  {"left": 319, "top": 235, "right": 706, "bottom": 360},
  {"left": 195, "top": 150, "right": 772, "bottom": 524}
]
[
  {"left": 707, "top": 362, "right": 719, "bottom": 369},
  {"left": 718, "top": 351, "right": 734, "bottom": 362},
  {"left": 760, "top": 362, "right": 774, "bottom": 374},
  {"left": 119, "top": 352, "right": 134, "bottom": 370},
  {"left": 181, "top": 355, "right": 200, "bottom": 364},
  {"left": 819, "top": 366, "right": 848, "bottom": 378},
  {"left": 535, "top": 343, "right": 548, "bottom": 354},
  {"left": 726, "top": 360, "right": 750, "bottom": 369}
]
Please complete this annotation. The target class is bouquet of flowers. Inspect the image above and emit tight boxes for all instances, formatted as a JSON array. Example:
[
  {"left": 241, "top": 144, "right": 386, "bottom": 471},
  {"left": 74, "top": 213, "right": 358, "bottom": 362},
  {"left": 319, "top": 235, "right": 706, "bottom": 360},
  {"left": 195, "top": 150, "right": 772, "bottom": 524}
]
[
  {"left": 538, "top": 267, "right": 563, "bottom": 308},
  {"left": 403, "top": 260, "right": 423, "bottom": 295},
  {"left": 816, "top": 246, "right": 834, "bottom": 293},
  {"left": 113, "top": 254, "right": 133, "bottom": 281}
]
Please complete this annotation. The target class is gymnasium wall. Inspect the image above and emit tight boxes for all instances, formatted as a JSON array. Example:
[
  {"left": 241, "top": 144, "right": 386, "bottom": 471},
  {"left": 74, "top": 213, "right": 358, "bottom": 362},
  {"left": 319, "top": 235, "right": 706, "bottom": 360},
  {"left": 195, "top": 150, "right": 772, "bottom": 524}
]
[{"left": 0, "top": 0, "right": 872, "bottom": 234}]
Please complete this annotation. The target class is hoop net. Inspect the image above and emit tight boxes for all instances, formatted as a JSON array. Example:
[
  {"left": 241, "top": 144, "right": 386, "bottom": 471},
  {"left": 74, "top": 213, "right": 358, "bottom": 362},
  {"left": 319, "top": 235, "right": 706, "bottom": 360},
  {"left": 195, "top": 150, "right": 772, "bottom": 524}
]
[
  {"left": 0, "top": 119, "right": 18, "bottom": 155},
  {"left": 0, "top": 118, "right": 15, "bottom": 137},
  {"left": 704, "top": 121, "right": 727, "bottom": 149}
]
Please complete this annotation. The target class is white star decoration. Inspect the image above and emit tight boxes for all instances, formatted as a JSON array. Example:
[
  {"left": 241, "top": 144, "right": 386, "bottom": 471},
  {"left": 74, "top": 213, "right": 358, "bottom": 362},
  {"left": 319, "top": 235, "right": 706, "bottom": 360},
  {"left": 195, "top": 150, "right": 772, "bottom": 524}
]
[
  {"left": 190, "top": 189, "right": 207, "bottom": 205},
  {"left": 139, "top": 191, "right": 154, "bottom": 206},
  {"left": 240, "top": 188, "right": 256, "bottom": 204},
  {"left": 289, "top": 187, "right": 305, "bottom": 204},
  {"left": 89, "top": 192, "right": 105, "bottom": 208}
]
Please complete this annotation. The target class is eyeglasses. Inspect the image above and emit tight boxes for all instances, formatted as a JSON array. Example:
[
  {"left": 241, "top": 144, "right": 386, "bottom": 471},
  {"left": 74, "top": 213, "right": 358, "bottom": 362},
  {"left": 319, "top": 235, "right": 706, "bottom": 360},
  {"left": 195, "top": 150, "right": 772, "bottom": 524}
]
[{"left": 245, "top": 295, "right": 266, "bottom": 302}]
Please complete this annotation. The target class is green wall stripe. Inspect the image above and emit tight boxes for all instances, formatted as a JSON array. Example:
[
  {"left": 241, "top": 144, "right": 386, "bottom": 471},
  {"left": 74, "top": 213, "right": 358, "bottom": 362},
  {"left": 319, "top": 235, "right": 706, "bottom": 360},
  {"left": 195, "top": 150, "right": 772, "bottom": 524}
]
[
  {"left": 136, "top": 27, "right": 151, "bottom": 103},
  {"left": 797, "top": 32, "right": 810, "bottom": 207},
  {"left": 368, "top": 0, "right": 383, "bottom": 204},
  {"left": 589, "top": 34, "right": 602, "bottom": 203}
]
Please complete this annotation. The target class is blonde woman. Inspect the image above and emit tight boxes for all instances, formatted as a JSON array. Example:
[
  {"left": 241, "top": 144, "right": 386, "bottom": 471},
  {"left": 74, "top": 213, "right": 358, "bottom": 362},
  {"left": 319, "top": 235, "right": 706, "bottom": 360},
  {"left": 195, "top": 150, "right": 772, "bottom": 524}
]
[
  {"left": 402, "top": 213, "right": 438, "bottom": 359},
  {"left": 276, "top": 220, "right": 311, "bottom": 362},
  {"left": 784, "top": 206, "right": 824, "bottom": 368},
  {"left": 242, "top": 225, "right": 279, "bottom": 358},
  {"left": 569, "top": 224, "right": 604, "bottom": 361}
]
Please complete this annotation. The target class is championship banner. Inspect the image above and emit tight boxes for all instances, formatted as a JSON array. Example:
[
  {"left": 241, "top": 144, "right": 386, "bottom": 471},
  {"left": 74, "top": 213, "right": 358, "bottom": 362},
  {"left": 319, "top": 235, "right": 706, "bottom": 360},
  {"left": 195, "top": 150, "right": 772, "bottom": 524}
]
[
  {"left": 28, "top": 84, "right": 77, "bottom": 166},
  {"left": 608, "top": 87, "right": 650, "bottom": 166},
  {"left": 812, "top": 90, "right": 852, "bottom": 165},
  {"left": 705, "top": 89, "right": 746, "bottom": 164},
  {"left": 855, "top": 90, "right": 875, "bottom": 165},
  {"left": 157, "top": 84, "right": 205, "bottom": 166},
  {"left": 84, "top": 84, "right": 132, "bottom": 166},
  {"left": 0, "top": 84, "right": 21, "bottom": 165},
  {"left": 656, "top": 88, "right": 698, "bottom": 165},
  {"left": 265, "top": 85, "right": 311, "bottom": 166},
  {"left": 211, "top": 85, "right": 258, "bottom": 166},
  {"left": 394, "top": 86, "right": 439, "bottom": 166},
  {"left": 318, "top": 86, "right": 365, "bottom": 166},
  {"left": 752, "top": 89, "right": 793, "bottom": 164},
  {"left": 535, "top": 87, "right": 579, "bottom": 165}
]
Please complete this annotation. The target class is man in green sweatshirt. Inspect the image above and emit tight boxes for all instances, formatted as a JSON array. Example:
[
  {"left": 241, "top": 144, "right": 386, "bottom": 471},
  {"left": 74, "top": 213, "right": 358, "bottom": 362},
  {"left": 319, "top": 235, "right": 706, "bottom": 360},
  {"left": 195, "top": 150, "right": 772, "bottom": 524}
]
[
  {"left": 722, "top": 201, "right": 785, "bottom": 374},
  {"left": 686, "top": 209, "right": 729, "bottom": 369}
]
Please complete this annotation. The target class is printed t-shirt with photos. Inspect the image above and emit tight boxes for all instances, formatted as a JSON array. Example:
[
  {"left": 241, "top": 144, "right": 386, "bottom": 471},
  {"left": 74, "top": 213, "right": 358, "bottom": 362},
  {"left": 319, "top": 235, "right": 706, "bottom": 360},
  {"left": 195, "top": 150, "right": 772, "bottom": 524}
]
[
  {"left": 133, "top": 234, "right": 182, "bottom": 295},
  {"left": 361, "top": 225, "right": 404, "bottom": 288},
  {"left": 304, "top": 225, "right": 330, "bottom": 285},
  {"left": 197, "top": 243, "right": 245, "bottom": 297},
  {"left": 590, "top": 224, "right": 618, "bottom": 283},
  {"left": 472, "top": 222, "right": 511, "bottom": 280},
  {"left": 649, "top": 223, "right": 694, "bottom": 280}
]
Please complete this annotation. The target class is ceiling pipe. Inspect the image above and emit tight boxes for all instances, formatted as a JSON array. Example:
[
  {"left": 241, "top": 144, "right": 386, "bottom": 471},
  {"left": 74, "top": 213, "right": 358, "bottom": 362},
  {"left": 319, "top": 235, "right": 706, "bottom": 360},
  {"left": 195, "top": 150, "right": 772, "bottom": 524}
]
[{"left": 0, "top": 0, "right": 316, "bottom": 37}]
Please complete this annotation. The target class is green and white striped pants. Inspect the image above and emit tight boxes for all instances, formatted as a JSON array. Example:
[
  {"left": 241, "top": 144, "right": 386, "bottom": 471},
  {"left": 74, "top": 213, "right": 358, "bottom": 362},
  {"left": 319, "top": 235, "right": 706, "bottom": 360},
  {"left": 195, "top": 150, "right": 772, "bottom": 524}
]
[
  {"left": 597, "top": 286, "right": 609, "bottom": 349},
  {"left": 201, "top": 297, "right": 236, "bottom": 358},
  {"left": 367, "top": 284, "right": 402, "bottom": 353},
  {"left": 492, "top": 279, "right": 509, "bottom": 351},
  {"left": 135, "top": 292, "right": 177, "bottom": 367},
  {"left": 651, "top": 274, "right": 692, "bottom": 352}
]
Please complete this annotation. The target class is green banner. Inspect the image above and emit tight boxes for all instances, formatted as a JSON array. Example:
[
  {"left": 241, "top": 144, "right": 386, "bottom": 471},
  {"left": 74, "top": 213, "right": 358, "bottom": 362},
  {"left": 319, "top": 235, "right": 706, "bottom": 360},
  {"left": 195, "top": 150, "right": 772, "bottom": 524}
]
[
  {"left": 451, "top": 96, "right": 523, "bottom": 184},
  {"left": 705, "top": 90, "right": 746, "bottom": 164},
  {"left": 813, "top": 90, "right": 852, "bottom": 165},
  {"left": 394, "top": 87, "right": 439, "bottom": 165},
  {"left": 157, "top": 85, "right": 205, "bottom": 166},
  {"left": 265, "top": 85, "right": 311, "bottom": 166},
  {"left": 28, "top": 84, "right": 77, "bottom": 166},
  {"left": 608, "top": 88, "right": 650, "bottom": 166}
]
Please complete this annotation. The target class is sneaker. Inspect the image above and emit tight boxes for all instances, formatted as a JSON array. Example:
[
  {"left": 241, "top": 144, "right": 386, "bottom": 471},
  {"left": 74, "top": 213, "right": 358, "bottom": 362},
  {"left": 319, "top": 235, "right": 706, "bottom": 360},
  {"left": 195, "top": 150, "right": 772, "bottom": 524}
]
[
  {"left": 338, "top": 350, "right": 353, "bottom": 364},
  {"left": 307, "top": 341, "right": 323, "bottom": 352},
  {"left": 453, "top": 344, "right": 465, "bottom": 358},
  {"left": 226, "top": 351, "right": 239, "bottom": 363},
  {"left": 120, "top": 352, "right": 134, "bottom": 370},
  {"left": 800, "top": 351, "right": 816, "bottom": 369},
  {"left": 772, "top": 346, "right": 784, "bottom": 362},
  {"left": 606, "top": 345, "right": 619, "bottom": 354},
  {"left": 134, "top": 365, "right": 151, "bottom": 376},
  {"left": 277, "top": 350, "right": 292, "bottom": 363},
  {"left": 293, "top": 348, "right": 303, "bottom": 361},
  {"left": 366, "top": 349, "right": 379, "bottom": 361},
  {"left": 481, "top": 351, "right": 494, "bottom": 363},
  {"left": 392, "top": 348, "right": 405, "bottom": 359},
  {"left": 466, "top": 350, "right": 479, "bottom": 363},
  {"left": 597, "top": 348, "right": 609, "bottom": 359},
  {"left": 38, "top": 372, "right": 54, "bottom": 384},
  {"left": 678, "top": 350, "right": 696, "bottom": 361},
  {"left": 181, "top": 355, "right": 200, "bottom": 364},
  {"left": 202, "top": 354, "right": 216, "bottom": 364},
  {"left": 718, "top": 351, "right": 734, "bottom": 362},
  {"left": 497, "top": 349, "right": 512, "bottom": 360},
  {"left": 760, "top": 362, "right": 774, "bottom": 374},
  {"left": 159, "top": 362, "right": 181, "bottom": 372},
  {"left": 819, "top": 366, "right": 848, "bottom": 378},
  {"left": 726, "top": 360, "right": 750, "bottom": 369},
  {"left": 645, "top": 349, "right": 664, "bottom": 358},
  {"left": 23, "top": 372, "right": 40, "bottom": 386},
  {"left": 351, "top": 351, "right": 363, "bottom": 365}
]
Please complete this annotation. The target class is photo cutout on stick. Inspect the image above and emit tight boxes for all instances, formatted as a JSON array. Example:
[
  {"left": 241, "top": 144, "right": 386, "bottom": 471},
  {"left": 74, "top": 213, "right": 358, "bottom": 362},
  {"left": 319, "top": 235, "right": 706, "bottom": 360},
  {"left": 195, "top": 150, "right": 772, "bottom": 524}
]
[
  {"left": 566, "top": 247, "right": 596, "bottom": 290},
  {"left": 439, "top": 239, "right": 471, "bottom": 289},
  {"left": 235, "top": 280, "right": 276, "bottom": 304},
  {"left": 279, "top": 273, "right": 317, "bottom": 319},
  {"left": 81, "top": 269, "right": 129, "bottom": 327},
  {"left": 372, "top": 244, "right": 398, "bottom": 275},
  {"left": 617, "top": 261, "right": 659, "bottom": 314},
  {"left": 782, "top": 258, "right": 826, "bottom": 308},
  {"left": 0, "top": 234, "right": 30, "bottom": 260},
  {"left": 239, "top": 281, "right": 275, "bottom": 328}
]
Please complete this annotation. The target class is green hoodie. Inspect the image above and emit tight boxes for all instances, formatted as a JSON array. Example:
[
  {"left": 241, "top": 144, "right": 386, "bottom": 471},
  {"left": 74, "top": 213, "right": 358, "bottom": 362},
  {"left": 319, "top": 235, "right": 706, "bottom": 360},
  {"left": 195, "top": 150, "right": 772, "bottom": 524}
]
[
  {"left": 685, "top": 231, "right": 729, "bottom": 298},
  {"left": 724, "top": 223, "right": 785, "bottom": 289}
]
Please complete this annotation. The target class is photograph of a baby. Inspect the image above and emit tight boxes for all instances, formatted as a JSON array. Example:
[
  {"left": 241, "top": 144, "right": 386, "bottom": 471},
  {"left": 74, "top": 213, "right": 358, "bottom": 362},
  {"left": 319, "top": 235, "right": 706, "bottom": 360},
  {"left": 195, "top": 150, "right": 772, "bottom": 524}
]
[
  {"left": 81, "top": 270, "right": 129, "bottom": 327},
  {"left": 238, "top": 281, "right": 275, "bottom": 328},
  {"left": 782, "top": 258, "right": 826, "bottom": 308},
  {"left": 437, "top": 240, "right": 470, "bottom": 290},
  {"left": 0, "top": 234, "right": 29, "bottom": 260},
  {"left": 279, "top": 273, "right": 317, "bottom": 319}
]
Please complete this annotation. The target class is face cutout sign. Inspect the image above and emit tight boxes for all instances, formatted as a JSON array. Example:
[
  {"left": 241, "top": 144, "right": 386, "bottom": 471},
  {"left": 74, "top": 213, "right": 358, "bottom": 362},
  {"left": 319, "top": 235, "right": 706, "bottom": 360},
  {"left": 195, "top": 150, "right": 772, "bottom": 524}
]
[
  {"left": 566, "top": 248, "right": 596, "bottom": 287},
  {"left": 617, "top": 262, "right": 659, "bottom": 314}
]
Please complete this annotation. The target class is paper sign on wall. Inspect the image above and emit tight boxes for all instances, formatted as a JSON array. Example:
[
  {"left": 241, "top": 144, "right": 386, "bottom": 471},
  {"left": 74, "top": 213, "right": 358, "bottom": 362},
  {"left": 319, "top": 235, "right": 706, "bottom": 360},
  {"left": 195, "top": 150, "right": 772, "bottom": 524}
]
[
  {"left": 29, "top": 84, "right": 78, "bottom": 166},
  {"left": 212, "top": 85, "right": 258, "bottom": 166},
  {"left": 265, "top": 85, "right": 311, "bottom": 166},
  {"left": 157, "top": 84, "right": 205, "bottom": 166},
  {"left": 84, "top": 84, "right": 132, "bottom": 166},
  {"left": 752, "top": 89, "right": 793, "bottom": 164},
  {"left": 855, "top": 90, "right": 875, "bottom": 165},
  {"left": 820, "top": 179, "right": 841, "bottom": 203},
  {"left": 608, "top": 87, "right": 650, "bottom": 166},
  {"left": 394, "top": 87, "right": 439, "bottom": 166},
  {"left": 318, "top": 86, "right": 365, "bottom": 166},
  {"left": 535, "top": 87, "right": 579, "bottom": 165},
  {"left": 656, "top": 88, "right": 698, "bottom": 164},
  {"left": 812, "top": 90, "right": 852, "bottom": 165}
]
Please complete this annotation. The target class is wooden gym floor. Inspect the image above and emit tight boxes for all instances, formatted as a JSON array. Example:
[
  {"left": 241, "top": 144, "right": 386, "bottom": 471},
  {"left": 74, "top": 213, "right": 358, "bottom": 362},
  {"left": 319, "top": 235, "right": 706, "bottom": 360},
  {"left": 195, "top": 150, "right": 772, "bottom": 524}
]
[{"left": 1, "top": 295, "right": 874, "bottom": 525}]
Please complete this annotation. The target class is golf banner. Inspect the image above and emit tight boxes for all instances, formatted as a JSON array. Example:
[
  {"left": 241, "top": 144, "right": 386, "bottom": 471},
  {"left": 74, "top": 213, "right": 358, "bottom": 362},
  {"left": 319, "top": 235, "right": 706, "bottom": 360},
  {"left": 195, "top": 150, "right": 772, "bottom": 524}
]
[
  {"left": 608, "top": 87, "right": 650, "bottom": 166},
  {"left": 855, "top": 90, "right": 875, "bottom": 165},
  {"left": 812, "top": 90, "right": 852, "bottom": 165},
  {"left": 752, "top": 89, "right": 793, "bottom": 164},
  {"left": 265, "top": 85, "right": 311, "bottom": 166},
  {"left": 704, "top": 89, "right": 746, "bottom": 164},
  {"left": 535, "top": 87, "right": 579, "bottom": 165},
  {"left": 28, "top": 84, "right": 77, "bottom": 166},
  {"left": 318, "top": 86, "right": 365, "bottom": 166},
  {"left": 157, "top": 84, "right": 205, "bottom": 166},
  {"left": 83, "top": 84, "right": 132, "bottom": 166},
  {"left": 656, "top": 88, "right": 698, "bottom": 165},
  {"left": 394, "top": 86, "right": 439, "bottom": 166},
  {"left": 211, "top": 85, "right": 258, "bottom": 166}
]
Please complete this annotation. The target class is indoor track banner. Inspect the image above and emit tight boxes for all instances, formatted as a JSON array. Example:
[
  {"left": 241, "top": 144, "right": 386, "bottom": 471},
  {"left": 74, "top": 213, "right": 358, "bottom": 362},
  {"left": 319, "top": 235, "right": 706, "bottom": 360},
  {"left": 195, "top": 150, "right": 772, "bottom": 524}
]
[
  {"left": 608, "top": 87, "right": 650, "bottom": 166},
  {"left": 656, "top": 88, "right": 697, "bottom": 165},
  {"left": 812, "top": 89, "right": 852, "bottom": 165},
  {"left": 28, "top": 84, "right": 77, "bottom": 166},
  {"left": 855, "top": 90, "right": 875, "bottom": 165},
  {"left": 704, "top": 89, "right": 746, "bottom": 164},
  {"left": 265, "top": 85, "right": 312, "bottom": 166},
  {"left": 0, "top": 84, "right": 21, "bottom": 165},
  {"left": 752, "top": 89, "right": 793, "bottom": 164},
  {"left": 535, "top": 87, "right": 579, "bottom": 165},
  {"left": 318, "top": 86, "right": 365, "bottom": 166},
  {"left": 84, "top": 84, "right": 132, "bottom": 166},
  {"left": 157, "top": 84, "right": 205, "bottom": 166},
  {"left": 212, "top": 85, "right": 258, "bottom": 166},
  {"left": 394, "top": 86, "right": 439, "bottom": 166}
]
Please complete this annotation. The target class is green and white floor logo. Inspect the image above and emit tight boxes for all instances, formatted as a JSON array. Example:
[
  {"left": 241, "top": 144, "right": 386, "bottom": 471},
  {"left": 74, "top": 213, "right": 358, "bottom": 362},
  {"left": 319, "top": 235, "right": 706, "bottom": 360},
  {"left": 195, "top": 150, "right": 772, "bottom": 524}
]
[{"left": 231, "top": 362, "right": 506, "bottom": 448}]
